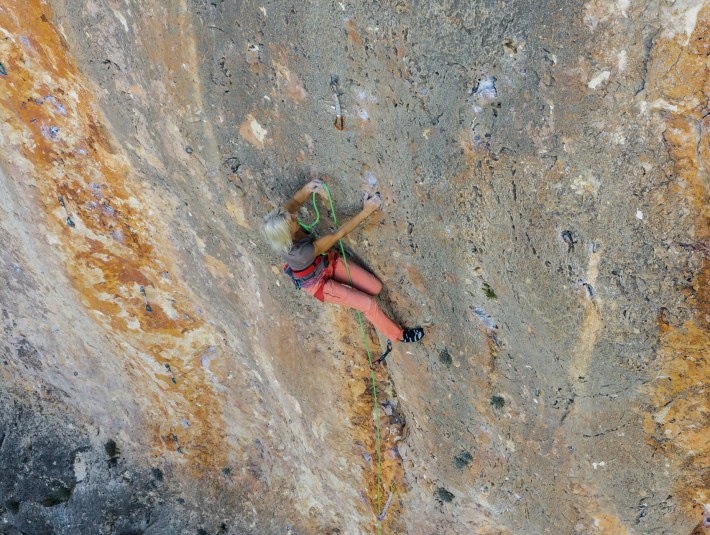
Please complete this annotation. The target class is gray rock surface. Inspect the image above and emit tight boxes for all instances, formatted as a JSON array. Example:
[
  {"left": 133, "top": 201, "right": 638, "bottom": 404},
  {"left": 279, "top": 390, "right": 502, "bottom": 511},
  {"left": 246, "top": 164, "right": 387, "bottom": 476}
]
[{"left": 0, "top": 0, "right": 707, "bottom": 533}]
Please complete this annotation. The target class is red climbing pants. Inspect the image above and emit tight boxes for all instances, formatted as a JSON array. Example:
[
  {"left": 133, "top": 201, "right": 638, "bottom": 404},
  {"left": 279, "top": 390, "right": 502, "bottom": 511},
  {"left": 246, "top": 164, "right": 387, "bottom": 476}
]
[{"left": 305, "top": 256, "right": 403, "bottom": 342}]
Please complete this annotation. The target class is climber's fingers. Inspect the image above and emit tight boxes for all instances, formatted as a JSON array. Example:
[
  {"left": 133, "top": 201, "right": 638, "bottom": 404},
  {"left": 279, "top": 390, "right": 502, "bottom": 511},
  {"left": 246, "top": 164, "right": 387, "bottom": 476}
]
[
  {"left": 306, "top": 178, "right": 324, "bottom": 193},
  {"left": 363, "top": 192, "right": 382, "bottom": 213}
]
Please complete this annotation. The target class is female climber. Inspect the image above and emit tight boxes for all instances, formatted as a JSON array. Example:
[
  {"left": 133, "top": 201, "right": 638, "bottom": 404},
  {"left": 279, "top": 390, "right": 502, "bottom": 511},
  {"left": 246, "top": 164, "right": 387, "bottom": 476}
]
[{"left": 262, "top": 179, "right": 424, "bottom": 345}]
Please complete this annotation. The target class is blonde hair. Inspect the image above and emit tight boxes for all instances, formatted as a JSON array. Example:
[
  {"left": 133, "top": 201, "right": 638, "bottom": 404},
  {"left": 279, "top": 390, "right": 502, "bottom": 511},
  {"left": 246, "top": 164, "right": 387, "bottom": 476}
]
[{"left": 262, "top": 208, "right": 293, "bottom": 255}]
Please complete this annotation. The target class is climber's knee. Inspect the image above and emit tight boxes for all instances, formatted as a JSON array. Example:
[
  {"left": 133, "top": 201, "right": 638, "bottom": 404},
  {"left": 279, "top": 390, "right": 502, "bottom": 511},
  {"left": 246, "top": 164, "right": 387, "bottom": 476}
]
[
  {"left": 364, "top": 295, "right": 381, "bottom": 316},
  {"left": 372, "top": 278, "right": 383, "bottom": 295}
]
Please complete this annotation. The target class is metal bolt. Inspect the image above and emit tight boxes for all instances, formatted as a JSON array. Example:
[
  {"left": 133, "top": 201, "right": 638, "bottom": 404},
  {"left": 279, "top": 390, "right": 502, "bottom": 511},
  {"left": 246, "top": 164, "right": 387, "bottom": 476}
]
[
  {"left": 171, "top": 433, "right": 183, "bottom": 454},
  {"left": 165, "top": 363, "right": 177, "bottom": 384},
  {"left": 58, "top": 195, "right": 75, "bottom": 227},
  {"left": 139, "top": 286, "right": 152, "bottom": 312}
]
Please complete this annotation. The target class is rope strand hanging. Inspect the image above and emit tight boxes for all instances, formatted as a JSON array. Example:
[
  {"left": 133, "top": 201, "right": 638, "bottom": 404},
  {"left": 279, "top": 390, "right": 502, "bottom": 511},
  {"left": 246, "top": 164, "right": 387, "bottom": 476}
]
[{"left": 299, "top": 183, "right": 389, "bottom": 533}]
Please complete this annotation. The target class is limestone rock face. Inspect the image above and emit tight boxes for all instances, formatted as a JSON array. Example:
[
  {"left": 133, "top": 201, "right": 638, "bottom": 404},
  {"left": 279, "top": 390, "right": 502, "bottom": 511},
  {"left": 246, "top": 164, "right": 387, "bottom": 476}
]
[{"left": 0, "top": 1, "right": 707, "bottom": 533}]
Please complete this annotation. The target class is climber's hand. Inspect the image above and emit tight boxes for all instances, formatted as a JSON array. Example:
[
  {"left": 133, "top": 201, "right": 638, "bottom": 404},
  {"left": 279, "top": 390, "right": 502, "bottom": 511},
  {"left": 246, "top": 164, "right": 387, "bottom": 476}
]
[
  {"left": 305, "top": 179, "right": 324, "bottom": 195},
  {"left": 315, "top": 179, "right": 330, "bottom": 199},
  {"left": 363, "top": 192, "right": 382, "bottom": 214}
]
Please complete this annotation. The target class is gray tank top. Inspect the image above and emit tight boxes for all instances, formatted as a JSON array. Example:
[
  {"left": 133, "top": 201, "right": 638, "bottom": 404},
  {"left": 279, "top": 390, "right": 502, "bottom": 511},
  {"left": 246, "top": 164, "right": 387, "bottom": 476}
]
[{"left": 282, "top": 237, "right": 317, "bottom": 271}]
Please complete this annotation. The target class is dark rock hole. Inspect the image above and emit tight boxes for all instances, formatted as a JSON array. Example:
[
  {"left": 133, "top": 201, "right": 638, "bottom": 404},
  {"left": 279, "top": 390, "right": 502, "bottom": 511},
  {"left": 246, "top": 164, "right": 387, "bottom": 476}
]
[
  {"left": 105, "top": 439, "right": 119, "bottom": 459},
  {"left": 41, "top": 484, "right": 73, "bottom": 507},
  {"left": 490, "top": 395, "right": 505, "bottom": 409},
  {"left": 438, "top": 348, "right": 452, "bottom": 368},
  {"left": 436, "top": 487, "right": 455, "bottom": 503},
  {"left": 454, "top": 451, "right": 473, "bottom": 470}
]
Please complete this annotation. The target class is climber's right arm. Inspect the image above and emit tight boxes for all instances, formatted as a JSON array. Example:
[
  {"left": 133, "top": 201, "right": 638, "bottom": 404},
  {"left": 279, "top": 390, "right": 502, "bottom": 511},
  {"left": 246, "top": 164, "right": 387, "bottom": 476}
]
[{"left": 313, "top": 193, "right": 381, "bottom": 255}]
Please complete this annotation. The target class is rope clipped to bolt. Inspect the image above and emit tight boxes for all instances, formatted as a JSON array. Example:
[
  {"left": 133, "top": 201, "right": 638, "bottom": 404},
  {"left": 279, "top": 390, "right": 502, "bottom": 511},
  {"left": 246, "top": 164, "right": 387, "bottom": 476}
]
[{"left": 298, "top": 183, "right": 392, "bottom": 530}]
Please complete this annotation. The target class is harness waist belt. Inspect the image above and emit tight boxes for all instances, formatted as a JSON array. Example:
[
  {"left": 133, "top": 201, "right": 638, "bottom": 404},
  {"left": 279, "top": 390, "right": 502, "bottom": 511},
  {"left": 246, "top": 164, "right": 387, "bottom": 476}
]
[{"left": 291, "top": 255, "right": 326, "bottom": 281}]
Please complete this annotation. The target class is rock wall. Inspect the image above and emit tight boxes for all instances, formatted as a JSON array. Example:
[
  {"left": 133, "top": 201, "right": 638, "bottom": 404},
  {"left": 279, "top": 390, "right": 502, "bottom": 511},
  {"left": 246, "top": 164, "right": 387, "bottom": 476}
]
[{"left": 0, "top": 0, "right": 707, "bottom": 533}]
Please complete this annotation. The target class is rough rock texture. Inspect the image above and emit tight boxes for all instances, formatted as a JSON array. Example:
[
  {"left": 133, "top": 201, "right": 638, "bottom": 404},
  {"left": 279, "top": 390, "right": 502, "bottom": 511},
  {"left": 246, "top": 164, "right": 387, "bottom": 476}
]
[{"left": 0, "top": 0, "right": 707, "bottom": 534}]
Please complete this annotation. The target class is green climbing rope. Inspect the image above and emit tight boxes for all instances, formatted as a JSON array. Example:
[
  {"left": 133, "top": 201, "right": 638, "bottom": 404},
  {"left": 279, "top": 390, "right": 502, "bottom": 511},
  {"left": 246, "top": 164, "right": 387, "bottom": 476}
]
[
  {"left": 300, "top": 183, "right": 384, "bottom": 532},
  {"left": 298, "top": 191, "right": 321, "bottom": 231}
]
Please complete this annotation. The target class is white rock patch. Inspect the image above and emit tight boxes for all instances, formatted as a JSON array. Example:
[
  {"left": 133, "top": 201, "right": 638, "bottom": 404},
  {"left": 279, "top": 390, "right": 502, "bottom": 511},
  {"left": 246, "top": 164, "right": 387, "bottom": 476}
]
[{"left": 588, "top": 70, "right": 610, "bottom": 89}]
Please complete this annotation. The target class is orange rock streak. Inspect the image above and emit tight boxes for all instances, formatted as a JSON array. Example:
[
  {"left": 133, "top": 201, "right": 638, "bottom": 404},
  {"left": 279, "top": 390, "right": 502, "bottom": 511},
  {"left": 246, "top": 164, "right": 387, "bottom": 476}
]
[
  {"left": 644, "top": 5, "right": 710, "bottom": 518},
  {"left": 0, "top": 1, "right": 227, "bottom": 470}
]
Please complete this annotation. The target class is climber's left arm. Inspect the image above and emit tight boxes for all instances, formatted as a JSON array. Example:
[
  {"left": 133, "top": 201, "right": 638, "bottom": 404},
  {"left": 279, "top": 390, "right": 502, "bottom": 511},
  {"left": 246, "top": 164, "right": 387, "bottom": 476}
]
[{"left": 283, "top": 179, "right": 324, "bottom": 213}]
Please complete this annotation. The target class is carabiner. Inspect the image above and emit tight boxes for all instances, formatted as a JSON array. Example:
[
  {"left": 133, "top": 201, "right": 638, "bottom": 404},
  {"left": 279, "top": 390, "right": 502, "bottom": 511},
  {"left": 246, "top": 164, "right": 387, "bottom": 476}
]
[
  {"left": 370, "top": 340, "right": 393, "bottom": 370},
  {"left": 377, "top": 482, "right": 396, "bottom": 521}
]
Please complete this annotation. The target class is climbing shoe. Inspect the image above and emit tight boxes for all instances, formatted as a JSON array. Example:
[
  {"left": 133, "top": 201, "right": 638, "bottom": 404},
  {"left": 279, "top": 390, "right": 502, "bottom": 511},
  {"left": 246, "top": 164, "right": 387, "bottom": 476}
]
[{"left": 402, "top": 327, "right": 424, "bottom": 343}]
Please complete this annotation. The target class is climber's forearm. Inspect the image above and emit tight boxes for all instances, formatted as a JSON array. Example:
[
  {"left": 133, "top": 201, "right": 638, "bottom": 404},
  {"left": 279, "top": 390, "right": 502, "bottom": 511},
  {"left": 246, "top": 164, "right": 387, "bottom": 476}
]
[
  {"left": 283, "top": 184, "right": 313, "bottom": 213},
  {"left": 336, "top": 210, "right": 370, "bottom": 240},
  {"left": 313, "top": 210, "right": 371, "bottom": 255}
]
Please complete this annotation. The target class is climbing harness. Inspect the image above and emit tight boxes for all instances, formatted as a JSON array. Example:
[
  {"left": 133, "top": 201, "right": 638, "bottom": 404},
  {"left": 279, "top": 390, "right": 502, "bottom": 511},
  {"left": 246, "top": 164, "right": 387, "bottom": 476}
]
[
  {"left": 299, "top": 182, "right": 392, "bottom": 530},
  {"left": 283, "top": 253, "right": 329, "bottom": 290},
  {"left": 57, "top": 195, "right": 75, "bottom": 227},
  {"left": 377, "top": 482, "right": 396, "bottom": 521},
  {"left": 330, "top": 75, "right": 344, "bottom": 130},
  {"left": 370, "top": 340, "right": 392, "bottom": 370}
]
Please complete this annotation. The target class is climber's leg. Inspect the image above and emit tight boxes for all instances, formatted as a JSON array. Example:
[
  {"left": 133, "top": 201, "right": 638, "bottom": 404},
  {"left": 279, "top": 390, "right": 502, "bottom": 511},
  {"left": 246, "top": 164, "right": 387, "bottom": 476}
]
[
  {"left": 332, "top": 256, "right": 382, "bottom": 296},
  {"left": 321, "top": 279, "right": 402, "bottom": 341}
]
